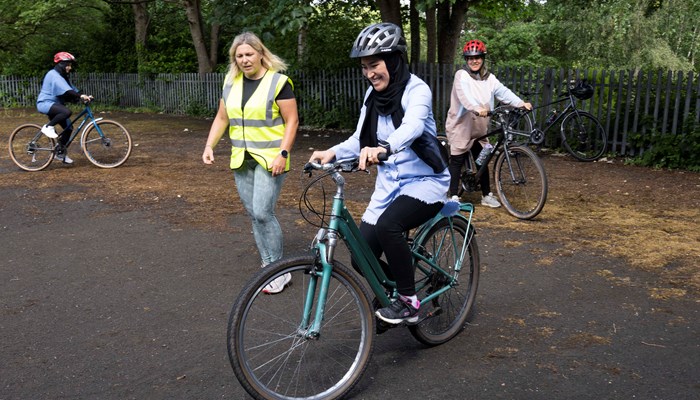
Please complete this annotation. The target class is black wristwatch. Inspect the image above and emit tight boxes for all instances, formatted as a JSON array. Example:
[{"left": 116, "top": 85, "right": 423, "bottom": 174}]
[{"left": 279, "top": 149, "right": 289, "bottom": 158}]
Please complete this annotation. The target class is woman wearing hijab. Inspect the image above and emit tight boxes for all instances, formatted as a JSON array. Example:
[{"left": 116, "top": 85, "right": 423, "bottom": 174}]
[
  {"left": 36, "top": 52, "right": 93, "bottom": 164},
  {"left": 309, "top": 22, "right": 449, "bottom": 325}
]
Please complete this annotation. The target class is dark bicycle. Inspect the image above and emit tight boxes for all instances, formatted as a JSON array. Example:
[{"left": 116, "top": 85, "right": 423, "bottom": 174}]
[
  {"left": 493, "top": 80, "right": 608, "bottom": 162},
  {"left": 439, "top": 108, "right": 548, "bottom": 220},
  {"left": 8, "top": 99, "right": 132, "bottom": 171}
]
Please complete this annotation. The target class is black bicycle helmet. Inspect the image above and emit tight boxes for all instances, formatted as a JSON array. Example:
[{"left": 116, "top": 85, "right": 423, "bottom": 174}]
[
  {"left": 570, "top": 81, "right": 594, "bottom": 100},
  {"left": 350, "top": 22, "right": 407, "bottom": 58}
]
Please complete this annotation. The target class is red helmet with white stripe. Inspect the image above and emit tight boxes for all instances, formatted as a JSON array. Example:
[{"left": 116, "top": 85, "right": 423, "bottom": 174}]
[{"left": 53, "top": 52, "right": 76, "bottom": 63}]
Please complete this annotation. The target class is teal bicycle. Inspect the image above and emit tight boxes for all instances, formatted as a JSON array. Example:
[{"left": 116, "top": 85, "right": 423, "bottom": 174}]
[
  {"left": 8, "top": 99, "right": 132, "bottom": 171},
  {"left": 227, "top": 156, "right": 480, "bottom": 400}
]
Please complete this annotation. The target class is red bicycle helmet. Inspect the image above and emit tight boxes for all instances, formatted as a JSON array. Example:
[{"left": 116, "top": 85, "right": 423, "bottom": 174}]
[
  {"left": 54, "top": 52, "right": 76, "bottom": 63},
  {"left": 462, "top": 40, "right": 487, "bottom": 58}
]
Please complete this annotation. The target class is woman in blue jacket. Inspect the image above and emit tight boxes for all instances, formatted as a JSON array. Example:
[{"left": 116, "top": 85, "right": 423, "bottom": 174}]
[
  {"left": 36, "top": 52, "right": 92, "bottom": 164},
  {"left": 309, "top": 23, "right": 449, "bottom": 325}
]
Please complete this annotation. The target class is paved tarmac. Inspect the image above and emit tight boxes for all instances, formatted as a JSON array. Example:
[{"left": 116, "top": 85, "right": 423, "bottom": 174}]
[{"left": 1, "top": 185, "right": 698, "bottom": 399}]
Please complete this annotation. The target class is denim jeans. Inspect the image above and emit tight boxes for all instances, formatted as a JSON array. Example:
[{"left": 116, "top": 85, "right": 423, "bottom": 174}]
[{"left": 233, "top": 158, "right": 286, "bottom": 266}]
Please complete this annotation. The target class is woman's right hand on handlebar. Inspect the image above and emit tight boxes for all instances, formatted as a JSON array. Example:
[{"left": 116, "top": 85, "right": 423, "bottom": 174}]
[
  {"left": 358, "top": 146, "right": 387, "bottom": 170},
  {"left": 80, "top": 94, "right": 94, "bottom": 103}
]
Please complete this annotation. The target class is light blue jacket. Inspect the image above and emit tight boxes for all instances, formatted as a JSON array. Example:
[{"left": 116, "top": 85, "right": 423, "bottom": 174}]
[
  {"left": 331, "top": 74, "right": 449, "bottom": 225},
  {"left": 36, "top": 69, "right": 78, "bottom": 114}
]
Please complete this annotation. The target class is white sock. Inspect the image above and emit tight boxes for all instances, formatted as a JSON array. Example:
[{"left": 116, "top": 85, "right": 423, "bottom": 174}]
[{"left": 399, "top": 294, "right": 420, "bottom": 309}]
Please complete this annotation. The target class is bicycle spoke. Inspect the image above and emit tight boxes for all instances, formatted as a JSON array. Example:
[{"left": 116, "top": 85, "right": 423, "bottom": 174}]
[
  {"left": 228, "top": 258, "right": 373, "bottom": 399},
  {"left": 8, "top": 124, "right": 55, "bottom": 171},
  {"left": 81, "top": 120, "right": 132, "bottom": 168},
  {"left": 561, "top": 112, "right": 607, "bottom": 161},
  {"left": 495, "top": 145, "right": 548, "bottom": 220}
]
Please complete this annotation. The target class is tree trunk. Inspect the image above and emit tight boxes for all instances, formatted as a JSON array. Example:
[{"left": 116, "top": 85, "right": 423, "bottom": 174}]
[
  {"left": 297, "top": 25, "right": 308, "bottom": 66},
  {"left": 426, "top": 5, "right": 436, "bottom": 64},
  {"left": 375, "top": 0, "right": 402, "bottom": 25},
  {"left": 436, "top": 0, "right": 469, "bottom": 65},
  {"left": 209, "top": 22, "right": 220, "bottom": 68},
  {"left": 130, "top": 0, "right": 150, "bottom": 74},
  {"left": 182, "top": 0, "right": 213, "bottom": 73},
  {"left": 409, "top": 0, "right": 420, "bottom": 66}
]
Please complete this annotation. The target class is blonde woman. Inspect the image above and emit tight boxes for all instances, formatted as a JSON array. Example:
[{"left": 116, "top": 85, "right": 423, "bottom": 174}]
[{"left": 202, "top": 32, "right": 298, "bottom": 294}]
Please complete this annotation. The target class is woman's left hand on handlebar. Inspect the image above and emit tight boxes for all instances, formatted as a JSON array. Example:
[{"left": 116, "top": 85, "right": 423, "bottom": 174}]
[
  {"left": 522, "top": 102, "right": 533, "bottom": 111},
  {"left": 358, "top": 146, "right": 387, "bottom": 170},
  {"left": 309, "top": 149, "right": 336, "bottom": 165}
]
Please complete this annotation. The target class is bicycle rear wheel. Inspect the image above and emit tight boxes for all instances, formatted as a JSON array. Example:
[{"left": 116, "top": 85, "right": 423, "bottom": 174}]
[
  {"left": 494, "top": 145, "right": 548, "bottom": 220},
  {"left": 81, "top": 120, "right": 132, "bottom": 168},
  {"left": 410, "top": 217, "right": 480, "bottom": 346},
  {"left": 227, "top": 255, "right": 375, "bottom": 400},
  {"left": 560, "top": 111, "right": 607, "bottom": 161},
  {"left": 8, "top": 124, "right": 55, "bottom": 171}
]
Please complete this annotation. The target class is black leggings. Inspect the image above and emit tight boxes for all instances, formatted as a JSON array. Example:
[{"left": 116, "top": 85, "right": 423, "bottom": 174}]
[
  {"left": 359, "top": 195, "right": 443, "bottom": 296},
  {"left": 47, "top": 103, "right": 73, "bottom": 147},
  {"left": 448, "top": 142, "right": 490, "bottom": 196}
]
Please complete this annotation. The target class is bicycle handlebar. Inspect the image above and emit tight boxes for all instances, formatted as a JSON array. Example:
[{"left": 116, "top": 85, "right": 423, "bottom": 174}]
[{"left": 304, "top": 153, "right": 389, "bottom": 175}]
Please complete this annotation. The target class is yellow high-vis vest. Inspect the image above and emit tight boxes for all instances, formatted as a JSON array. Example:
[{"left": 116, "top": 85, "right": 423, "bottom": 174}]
[{"left": 223, "top": 71, "right": 293, "bottom": 171}]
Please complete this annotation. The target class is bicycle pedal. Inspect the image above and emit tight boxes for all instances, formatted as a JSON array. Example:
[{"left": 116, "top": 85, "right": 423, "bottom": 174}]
[
  {"left": 406, "top": 306, "right": 442, "bottom": 326},
  {"left": 375, "top": 317, "right": 396, "bottom": 334}
]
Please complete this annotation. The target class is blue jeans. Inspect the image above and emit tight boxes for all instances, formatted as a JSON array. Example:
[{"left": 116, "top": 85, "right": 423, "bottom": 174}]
[{"left": 233, "top": 159, "right": 286, "bottom": 266}]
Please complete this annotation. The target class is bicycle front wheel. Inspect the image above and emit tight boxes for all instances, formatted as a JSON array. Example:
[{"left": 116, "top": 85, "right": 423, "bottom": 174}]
[
  {"left": 493, "top": 109, "right": 534, "bottom": 145},
  {"left": 81, "top": 120, "right": 132, "bottom": 168},
  {"left": 8, "top": 124, "right": 55, "bottom": 171},
  {"left": 227, "top": 255, "right": 375, "bottom": 400},
  {"left": 560, "top": 111, "right": 607, "bottom": 161},
  {"left": 410, "top": 217, "right": 480, "bottom": 346},
  {"left": 494, "top": 145, "right": 548, "bottom": 220}
]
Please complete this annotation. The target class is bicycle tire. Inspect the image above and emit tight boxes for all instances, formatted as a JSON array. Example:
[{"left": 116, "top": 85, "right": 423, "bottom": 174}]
[
  {"left": 227, "top": 255, "right": 375, "bottom": 400},
  {"left": 8, "top": 123, "right": 55, "bottom": 172},
  {"left": 409, "top": 217, "right": 480, "bottom": 346},
  {"left": 494, "top": 145, "right": 548, "bottom": 220},
  {"left": 560, "top": 111, "right": 607, "bottom": 162},
  {"left": 80, "top": 120, "right": 132, "bottom": 168}
]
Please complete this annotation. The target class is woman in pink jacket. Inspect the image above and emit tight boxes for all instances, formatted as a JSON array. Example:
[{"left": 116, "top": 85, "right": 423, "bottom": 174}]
[{"left": 445, "top": 39, "right": 531, "bottom": 208}]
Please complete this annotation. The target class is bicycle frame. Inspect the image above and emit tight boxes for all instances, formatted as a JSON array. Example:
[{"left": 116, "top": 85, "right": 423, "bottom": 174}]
[
  {"left": 57, "top": 104, "right": 104, "bottom": 150},
  {"left": 465, "top": 113, "right": 518, "bottom": 188},
  {"left": 301, "top": 163, "right": 475, "bottom": 337}
]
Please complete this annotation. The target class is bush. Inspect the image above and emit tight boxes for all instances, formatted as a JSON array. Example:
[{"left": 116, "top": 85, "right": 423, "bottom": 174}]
[{"left": 627, "top": 120, "right": 700, "bottom": 171}]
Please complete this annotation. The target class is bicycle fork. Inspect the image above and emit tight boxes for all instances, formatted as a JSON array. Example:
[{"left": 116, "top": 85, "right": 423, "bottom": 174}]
[
  {"left": 503, "top": 147, "right": 528, "bottom": 184},
  {"left": 295, "top": 228, "right": 337, "bottom": 340}
]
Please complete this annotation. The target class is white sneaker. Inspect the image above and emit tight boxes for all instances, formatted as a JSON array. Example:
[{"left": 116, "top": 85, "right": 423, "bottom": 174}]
[
  {"left": 481, "top": 192, "right": 501, "bottom": 208},
  {"left": 450, "top": 195, "right": 460, "bottom": 202},
  {"left": 41, "top": 124, "right": 58, "bottom": 139},
  {"left": 55, "top": 153, "right": 74, "bottom": 164},
  {"left": 262, "top": 273, "right": 291, "bottom": 294}
]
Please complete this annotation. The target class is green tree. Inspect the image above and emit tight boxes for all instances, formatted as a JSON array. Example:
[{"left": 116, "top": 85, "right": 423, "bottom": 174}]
[{"left": 0, "top": 0, "right": 110, "bottom": 75}]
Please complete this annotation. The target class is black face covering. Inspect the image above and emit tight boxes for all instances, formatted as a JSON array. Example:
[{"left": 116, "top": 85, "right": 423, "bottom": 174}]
[{"left": 55, "top": 61, "right": 73, "bottom": 82}]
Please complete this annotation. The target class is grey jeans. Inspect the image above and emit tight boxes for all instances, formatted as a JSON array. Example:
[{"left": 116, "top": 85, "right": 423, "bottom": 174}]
[{"left": 233, "top": 159, "right": 286, "bottom": 266}]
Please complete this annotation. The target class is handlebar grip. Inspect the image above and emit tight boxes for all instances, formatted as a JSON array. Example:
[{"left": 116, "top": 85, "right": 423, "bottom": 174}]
[{"left": 377, "top": 152, "right": 388, "bottom": 162}]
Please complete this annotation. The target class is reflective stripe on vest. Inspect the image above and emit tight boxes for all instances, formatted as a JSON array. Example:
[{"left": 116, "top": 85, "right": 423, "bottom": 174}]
[{"left": 222, "top": 71, "right": 291, "bottom": 170}]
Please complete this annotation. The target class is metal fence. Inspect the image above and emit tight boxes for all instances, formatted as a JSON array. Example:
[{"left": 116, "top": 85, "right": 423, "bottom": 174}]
[{"left": 1, "top": 65, "right": 698, "bottom": 156}]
